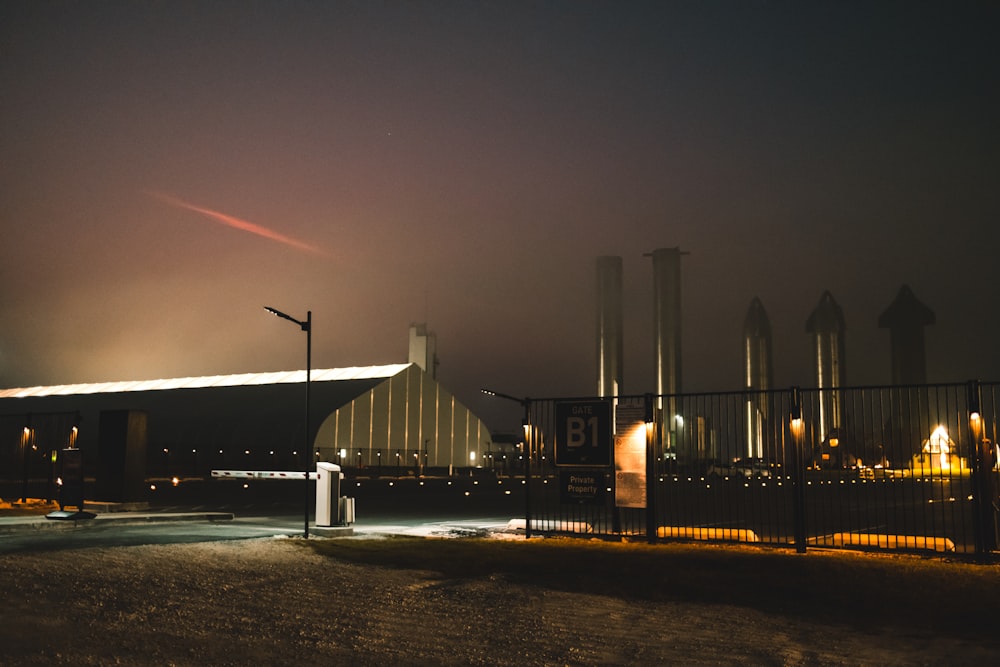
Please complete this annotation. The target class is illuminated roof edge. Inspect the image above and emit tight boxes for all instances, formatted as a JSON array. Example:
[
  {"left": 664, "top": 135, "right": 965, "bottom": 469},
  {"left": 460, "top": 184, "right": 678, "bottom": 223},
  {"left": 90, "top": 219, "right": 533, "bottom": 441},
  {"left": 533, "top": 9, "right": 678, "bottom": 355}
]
[{"left": 0, "top": 364, "right": 414, "bottom": 399}]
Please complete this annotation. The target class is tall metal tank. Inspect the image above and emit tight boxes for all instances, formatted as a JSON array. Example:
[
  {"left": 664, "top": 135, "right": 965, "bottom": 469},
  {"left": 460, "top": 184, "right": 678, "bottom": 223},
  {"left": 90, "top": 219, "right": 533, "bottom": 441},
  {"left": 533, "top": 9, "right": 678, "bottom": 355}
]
[
  {"left": 646, "top": 247, "right": 686, "bottom": 404},
  {"left": 743, "top": 297, "right": 773, "bottom": 458},
  {"left": 596, "top": 256, "right": 623, "bottom": 398},
  {"left": 877, "top": 284, "right": 935, "bottom": 385},
  {"left": 646, "top": 247, "right": 687, "bottom": 458},
  {"left": 805, "top": 291, "right": 846, "bottom": 442}
]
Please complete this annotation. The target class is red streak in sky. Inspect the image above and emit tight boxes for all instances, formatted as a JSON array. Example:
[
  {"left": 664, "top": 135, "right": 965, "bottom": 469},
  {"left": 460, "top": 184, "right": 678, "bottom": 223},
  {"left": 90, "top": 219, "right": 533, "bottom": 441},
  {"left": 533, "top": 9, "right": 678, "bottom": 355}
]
[{"left": 147, "top": 191, "right": 329, "bottom": 256}]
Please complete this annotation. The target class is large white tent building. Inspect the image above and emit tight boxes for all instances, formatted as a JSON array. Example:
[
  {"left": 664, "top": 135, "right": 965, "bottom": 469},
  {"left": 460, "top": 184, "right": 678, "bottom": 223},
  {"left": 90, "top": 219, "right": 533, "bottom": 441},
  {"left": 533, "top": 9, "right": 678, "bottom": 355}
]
[{"left": 1, "top": 318, "right": 497, "bottom": 502}]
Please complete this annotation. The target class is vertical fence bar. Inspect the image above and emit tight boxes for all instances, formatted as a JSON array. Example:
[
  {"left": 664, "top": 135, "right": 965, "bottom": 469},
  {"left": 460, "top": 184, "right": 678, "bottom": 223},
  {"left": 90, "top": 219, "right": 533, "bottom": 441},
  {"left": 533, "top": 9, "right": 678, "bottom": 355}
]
[
  {"left": 644, "top": 393, "right": 657, "bottom": 543},
  {"left": 790, "top": 387, "right": 807, "bottom": 553},
  {"left": 523, "top": 399, "right": 532, "bottom": 539},
  {"left": 969, "top": 380, "right": 998, "bottom": 558}
]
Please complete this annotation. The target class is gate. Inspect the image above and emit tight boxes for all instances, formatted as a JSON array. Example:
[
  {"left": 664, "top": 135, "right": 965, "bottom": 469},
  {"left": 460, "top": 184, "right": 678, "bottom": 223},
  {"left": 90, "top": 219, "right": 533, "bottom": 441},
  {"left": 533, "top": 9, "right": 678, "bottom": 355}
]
[{"left": 507, "top": 381, "right": 998, "bottom": 558}]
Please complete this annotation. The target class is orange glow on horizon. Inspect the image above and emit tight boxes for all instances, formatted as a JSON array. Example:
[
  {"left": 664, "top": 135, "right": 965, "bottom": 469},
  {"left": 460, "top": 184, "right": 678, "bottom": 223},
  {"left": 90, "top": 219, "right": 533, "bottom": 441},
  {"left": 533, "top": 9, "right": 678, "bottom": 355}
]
[{"left": 146, "top": 190, "right": 330, "bottom": 256}]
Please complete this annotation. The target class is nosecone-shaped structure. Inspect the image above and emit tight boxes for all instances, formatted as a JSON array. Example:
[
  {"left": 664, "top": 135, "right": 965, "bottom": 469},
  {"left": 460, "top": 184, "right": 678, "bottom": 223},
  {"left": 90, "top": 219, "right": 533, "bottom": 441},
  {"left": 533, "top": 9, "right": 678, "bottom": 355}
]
[{"left": 878, "top": 285, "right": 935, "bottom": 385}]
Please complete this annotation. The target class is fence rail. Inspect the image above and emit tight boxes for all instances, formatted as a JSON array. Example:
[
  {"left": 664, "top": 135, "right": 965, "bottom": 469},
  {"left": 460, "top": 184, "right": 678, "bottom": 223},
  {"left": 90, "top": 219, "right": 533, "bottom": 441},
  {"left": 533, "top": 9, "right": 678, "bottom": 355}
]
[{"left": 518, "top": 381, "right": 999, "bottom": 558}]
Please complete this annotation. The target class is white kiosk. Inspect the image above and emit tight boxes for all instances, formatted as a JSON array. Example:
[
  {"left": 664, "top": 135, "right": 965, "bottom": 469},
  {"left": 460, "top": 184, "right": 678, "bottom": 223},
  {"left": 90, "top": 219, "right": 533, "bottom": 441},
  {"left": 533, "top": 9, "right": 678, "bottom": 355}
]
[{"left": 315, "top": 462, "right": 354, "bottom": 527}]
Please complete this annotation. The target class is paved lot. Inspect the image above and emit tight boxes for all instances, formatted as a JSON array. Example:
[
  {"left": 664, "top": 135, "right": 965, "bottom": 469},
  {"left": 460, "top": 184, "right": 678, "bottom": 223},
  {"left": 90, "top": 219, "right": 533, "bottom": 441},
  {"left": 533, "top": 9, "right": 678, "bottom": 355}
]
[{"left": 0, "top": 498, "right": 518, "bottom": 553}]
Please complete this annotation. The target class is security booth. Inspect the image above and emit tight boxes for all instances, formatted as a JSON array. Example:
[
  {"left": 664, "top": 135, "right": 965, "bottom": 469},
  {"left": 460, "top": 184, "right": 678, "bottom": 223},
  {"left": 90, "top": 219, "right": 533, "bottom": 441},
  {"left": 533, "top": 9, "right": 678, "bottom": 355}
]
[
  {"left": 58, "top": 447, "right": 85, "bottom": 511},
  {"left": 315, "top": 462, "right": 354, "bottom": 527},
  {"left": 46, "top": 447, "right": 96, "bottom": 520}
]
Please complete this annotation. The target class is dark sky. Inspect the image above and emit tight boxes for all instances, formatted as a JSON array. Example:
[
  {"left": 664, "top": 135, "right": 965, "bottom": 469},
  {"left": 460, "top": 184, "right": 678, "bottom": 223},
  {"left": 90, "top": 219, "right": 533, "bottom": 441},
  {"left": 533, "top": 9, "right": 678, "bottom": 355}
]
[{"left": 2, "top": 1, "right": 998, "bottom": 416}]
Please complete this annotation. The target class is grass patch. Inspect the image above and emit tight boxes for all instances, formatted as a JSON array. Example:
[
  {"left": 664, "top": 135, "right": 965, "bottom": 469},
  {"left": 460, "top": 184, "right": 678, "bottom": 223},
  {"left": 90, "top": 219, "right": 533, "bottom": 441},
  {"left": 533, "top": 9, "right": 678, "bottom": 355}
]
[{"left": 305, "top": 536, "right": 1000, "bottom": 640}]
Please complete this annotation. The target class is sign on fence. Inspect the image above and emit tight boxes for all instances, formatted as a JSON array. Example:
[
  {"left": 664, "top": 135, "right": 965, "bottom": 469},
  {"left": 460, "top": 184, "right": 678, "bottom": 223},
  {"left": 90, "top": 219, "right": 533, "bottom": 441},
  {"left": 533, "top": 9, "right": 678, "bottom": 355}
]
[
  {"left": 560, "top": 469, "right": 606, "bottom": 504},
  {"left": 614, "top": 398, "right": 647, "bottom": 508},
  {"left": 555, "top": 400, "right": 612, "bottom": 466}
]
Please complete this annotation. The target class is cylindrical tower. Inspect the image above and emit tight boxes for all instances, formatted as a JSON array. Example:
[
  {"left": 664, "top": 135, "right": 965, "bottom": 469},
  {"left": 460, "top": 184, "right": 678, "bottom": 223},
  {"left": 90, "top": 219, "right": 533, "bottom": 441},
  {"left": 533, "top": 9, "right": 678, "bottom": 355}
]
[
  {"left": 743, "top": 297, "right": 773, "bottom": 459},
  {"left": 646, "top": 247, "right": 686, "bottom": 458},
  {"left": 596, "top": 256, "right": 624, "bottom": 398},
  {"left": 647, "top": 247, "right": 685, "bottom": 403},
  {"left": 805, "top": 291, "right": 846, "bottom": 443}
]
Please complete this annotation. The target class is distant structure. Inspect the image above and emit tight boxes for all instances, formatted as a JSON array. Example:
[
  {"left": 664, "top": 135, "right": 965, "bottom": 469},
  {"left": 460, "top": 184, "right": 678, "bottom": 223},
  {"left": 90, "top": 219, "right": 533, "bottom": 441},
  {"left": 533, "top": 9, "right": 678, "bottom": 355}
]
[
  {"left": 646, "top": 247, "right": 687, "bottom": 456},
  {"left": 878, "top": 285, "right": 935, "bottom": 385},
  {"left": 806, "top": 291, "right": 846, "bottom": 443},
  {"left": 408, "top": 323, "right": 438, "bottom": 379},
  {"left": 743, "top": 297, "right": 773, "bottom": 459},
  {"left": 647, "top": 247, "right": 686, "bottom": 402},
  {"left": 596, "top": 256, "right": 624, "bottom": 398},
  {"left": 2, "top": 321, "right": 494, "bottom": 500},
  {"left": 0, "top": 364, "right": 491, "bottom": 499}
]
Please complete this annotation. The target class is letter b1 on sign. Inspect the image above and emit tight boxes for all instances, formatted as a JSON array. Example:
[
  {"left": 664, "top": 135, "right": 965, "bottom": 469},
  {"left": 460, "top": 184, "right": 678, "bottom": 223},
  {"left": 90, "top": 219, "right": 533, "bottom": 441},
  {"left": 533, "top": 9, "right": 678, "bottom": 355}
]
[{"left": 555, "top": 400, "right": 611, "bottom": 466}]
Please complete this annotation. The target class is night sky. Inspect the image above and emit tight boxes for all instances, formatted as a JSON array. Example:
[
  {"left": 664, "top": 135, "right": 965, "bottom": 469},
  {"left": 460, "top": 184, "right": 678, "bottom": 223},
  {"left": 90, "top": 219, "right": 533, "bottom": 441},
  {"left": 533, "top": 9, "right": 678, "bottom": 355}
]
[{"left": 2, "top": 1, "right": 998, "bottom": 418}]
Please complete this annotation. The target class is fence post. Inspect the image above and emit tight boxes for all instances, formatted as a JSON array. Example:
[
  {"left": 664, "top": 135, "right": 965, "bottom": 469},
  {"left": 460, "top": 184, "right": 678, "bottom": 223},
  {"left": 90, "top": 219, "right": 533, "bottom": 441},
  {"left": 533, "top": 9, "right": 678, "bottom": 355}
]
[
  {"left": 968, "top": 380, "right": 997, "bottom": 559},
  {"left": 523, "top": 399, "right": 532, "bottom": 540},
  {"left": 645, "top": 393, "right": 657, "bottom": 544},
  {"left": 790, "top": 387, "right": 808, "bottom": 553}
]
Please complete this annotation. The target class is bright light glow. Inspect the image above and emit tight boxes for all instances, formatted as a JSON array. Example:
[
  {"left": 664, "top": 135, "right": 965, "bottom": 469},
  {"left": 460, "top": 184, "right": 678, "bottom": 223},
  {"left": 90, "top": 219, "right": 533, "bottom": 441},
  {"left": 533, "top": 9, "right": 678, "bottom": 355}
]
[
  {"left": 911, "top": 425, "right": 970, "bottom": 475},
  {"left": 829, "top": 438, "right": 839, "bottom": 448},
  {"left": 470, "top": 452, "right": 477, "bottom": 462},
  {"left": 339, "top": 449, "right": 347, "bottom": 458},
  {"left": 790, "top": 417, "right": 804, "bottom": 437},
  {"left": 674, "top": 414, "right": 684, "bottom": 428},
  {"left": 924, "top": 426, "right": 952, "bottom": 465},
  {"left": 171, "top": 477, "right": 180, "bottom": 487},
  {"left": 970, "top": 412, "right": 983, "bottom": 441}
]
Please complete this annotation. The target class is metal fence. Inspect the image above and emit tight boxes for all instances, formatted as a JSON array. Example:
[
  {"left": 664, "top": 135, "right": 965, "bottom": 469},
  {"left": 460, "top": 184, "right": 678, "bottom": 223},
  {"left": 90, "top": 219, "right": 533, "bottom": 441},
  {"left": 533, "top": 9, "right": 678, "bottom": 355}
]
[{"left": 517, "top": 381, "right": 999, "bottom": 559}]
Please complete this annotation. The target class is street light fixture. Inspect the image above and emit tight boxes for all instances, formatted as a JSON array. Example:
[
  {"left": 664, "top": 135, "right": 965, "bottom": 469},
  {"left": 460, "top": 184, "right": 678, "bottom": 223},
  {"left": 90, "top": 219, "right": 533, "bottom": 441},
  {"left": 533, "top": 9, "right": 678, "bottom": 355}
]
[
  {"left": 264, "top": 305, "right": 312, "bottom": 538},
  {"left": 481, "top": 388, "right": 533, "bottom": 538}
]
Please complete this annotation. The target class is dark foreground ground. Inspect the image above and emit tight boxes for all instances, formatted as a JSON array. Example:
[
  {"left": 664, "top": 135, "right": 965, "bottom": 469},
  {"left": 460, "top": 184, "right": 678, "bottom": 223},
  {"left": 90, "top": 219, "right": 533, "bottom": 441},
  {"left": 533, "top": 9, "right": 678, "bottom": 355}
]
[{"left": 1, "top": 512, "right": 999, "bottom": 665}]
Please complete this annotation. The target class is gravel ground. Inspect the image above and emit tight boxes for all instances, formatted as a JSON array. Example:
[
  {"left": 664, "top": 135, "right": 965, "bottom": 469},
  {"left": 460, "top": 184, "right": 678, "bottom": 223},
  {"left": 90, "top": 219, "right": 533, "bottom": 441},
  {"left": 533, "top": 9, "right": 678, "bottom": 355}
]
[{"left": 1, "top": 535, "right": 998, "bottom": 666}]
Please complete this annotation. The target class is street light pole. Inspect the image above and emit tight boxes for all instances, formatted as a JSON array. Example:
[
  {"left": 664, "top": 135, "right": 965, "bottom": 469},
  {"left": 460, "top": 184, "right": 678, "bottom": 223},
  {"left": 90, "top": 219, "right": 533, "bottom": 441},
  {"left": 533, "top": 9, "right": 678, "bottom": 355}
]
[
  {"left": 481, "top": 389, "right": 532, "bottom": 539},
  {"left": 265, "top": 306, "right": 312, "bottom": 538}
]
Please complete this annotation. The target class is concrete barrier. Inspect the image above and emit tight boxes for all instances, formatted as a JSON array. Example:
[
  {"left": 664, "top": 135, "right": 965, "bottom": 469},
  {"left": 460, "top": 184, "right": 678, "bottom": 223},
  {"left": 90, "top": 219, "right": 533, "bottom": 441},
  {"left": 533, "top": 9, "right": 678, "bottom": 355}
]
[
  {"left": 823, "top": 532, "right": 956, "bottom": 553},
  {"left": 506, "top": 518, "right": 594, "bottom": 533},
  {"left": 657, "top": 526, "right": 760, "bottom": 542}
]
